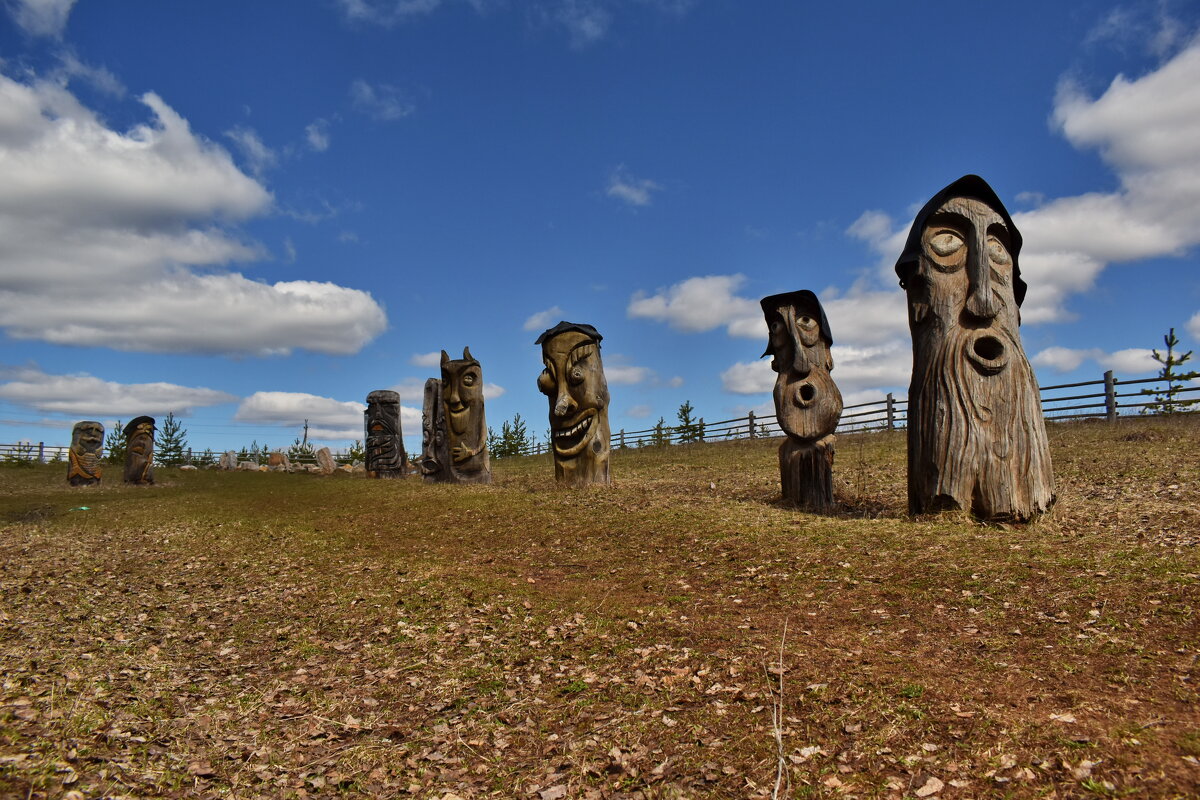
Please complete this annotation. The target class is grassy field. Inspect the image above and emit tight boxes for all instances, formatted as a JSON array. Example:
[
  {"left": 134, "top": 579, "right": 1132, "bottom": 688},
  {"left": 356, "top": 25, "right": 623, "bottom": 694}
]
[{"left": 1, "top": 415, "right": 1198, "bottom": 799}]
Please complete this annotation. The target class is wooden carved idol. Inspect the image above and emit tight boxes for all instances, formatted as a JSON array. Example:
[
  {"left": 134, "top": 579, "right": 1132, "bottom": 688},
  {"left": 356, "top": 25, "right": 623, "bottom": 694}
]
[
  {"left": 364, "top": 390, "right": 407, "bottom": 478},
  {"left": 536, "top": 321, "right": 611, "bottom": 487},
  {"left": 123, "top": 416, "right": 156, "bottom": 485},
  {"left": 896, "top": 174, "right": 1054, "bottom": 522},
  {"left": 418, "top": 377, "right": 451, "bottom": 483},
  {"left": 67, "top": 420, "right": 104, "bottom": 486},
  {"left": 761, "top": 291, "right": 843, "bottom": 512},
  {"left": 440, "top": 348, "right": 492, "bottom": 484}
]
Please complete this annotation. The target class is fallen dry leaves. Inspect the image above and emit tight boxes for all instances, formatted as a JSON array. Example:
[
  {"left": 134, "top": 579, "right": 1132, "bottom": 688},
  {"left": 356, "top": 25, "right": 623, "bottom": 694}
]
[{"left": 0, "top": 415, "right": 1198, "bottom": 798}]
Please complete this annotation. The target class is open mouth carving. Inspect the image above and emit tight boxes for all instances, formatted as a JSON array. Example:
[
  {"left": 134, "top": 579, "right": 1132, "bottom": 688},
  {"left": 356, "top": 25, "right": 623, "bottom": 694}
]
[
  {"left": 965, "top": 332, "right": 1009, "bottom": 375},
  {"left": 793, "top": 381, "right": 817, "bottom": 408},
  {"left": 552, "top": 409, "right": 597, "bottom": 457}
]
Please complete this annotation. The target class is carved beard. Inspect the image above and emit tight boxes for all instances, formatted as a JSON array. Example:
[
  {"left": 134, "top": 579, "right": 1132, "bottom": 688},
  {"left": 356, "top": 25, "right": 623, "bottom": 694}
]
[
  {"left": 68, "top": 425, "right": 103, "bottom": 485},
  {"left": 367, "top": 425, "right": 402, "bottom": 472},
  {"left": 908, "top": 318, "right": 1054, "bottom": 521},
  {"left": 125, "top": 431, "right": 155, "bottom": 484}
]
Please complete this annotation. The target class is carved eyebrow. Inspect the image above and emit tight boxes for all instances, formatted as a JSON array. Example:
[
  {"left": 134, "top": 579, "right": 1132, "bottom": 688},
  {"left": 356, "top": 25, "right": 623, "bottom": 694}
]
[
  {"left": 567, "top": 342, "right": 595, "bottom": 366},
  {"left": 986, "top": 222, "right": 1011, "bottom": 246}
]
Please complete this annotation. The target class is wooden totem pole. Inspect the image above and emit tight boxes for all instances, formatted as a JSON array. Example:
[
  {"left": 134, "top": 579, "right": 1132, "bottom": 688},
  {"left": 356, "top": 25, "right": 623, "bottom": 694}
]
[
  {"left": 418, "top": 377, "right": 451, "bottom": 483},
  {"left": 896, "top": 174, "right": 1054, "bottom": 522},
  {"left": 440, "top": 348, "right": 492, "bottom": 485},
  {"left": 761, "top": 291, "right": 843, "bottom": 512},
  {"left": 67, "top": 420, "right": 104, "bottom": 486},
  {"left": 123, "top": 416, "right": 156, "bottom": 485},
  {"left": 364, "top": 389, "right": 407, "bottom": 478},
  {"left": 536, "top": 321, "right": 611, "bottom": 487}
]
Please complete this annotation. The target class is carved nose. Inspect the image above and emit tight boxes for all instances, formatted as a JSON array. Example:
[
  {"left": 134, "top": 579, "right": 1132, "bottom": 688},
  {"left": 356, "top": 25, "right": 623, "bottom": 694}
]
[
  {"left": 554, "top": 390, "right": 576, "bottom": 418},
  {"left": 792, "top": 348, "right": 811, "bottom": 378},
  {"left": 965, "top": 238, "right": 999, "bottom": 321}
]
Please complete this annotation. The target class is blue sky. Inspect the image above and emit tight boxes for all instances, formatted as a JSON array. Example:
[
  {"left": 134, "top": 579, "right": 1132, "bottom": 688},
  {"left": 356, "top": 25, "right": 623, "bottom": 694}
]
[{"left": 2, "top": 0, "right": 1199, "bottom": 454}]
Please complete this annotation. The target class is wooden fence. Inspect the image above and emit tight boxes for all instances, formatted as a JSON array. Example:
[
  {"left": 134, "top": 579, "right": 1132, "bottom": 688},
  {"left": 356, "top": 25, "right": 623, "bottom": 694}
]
[
  {"left": 520, "top": 369, "right": 1198, "bottom": 456},
  {"left": 3, "top": 370, "right": 1196, "bottom": 463}
]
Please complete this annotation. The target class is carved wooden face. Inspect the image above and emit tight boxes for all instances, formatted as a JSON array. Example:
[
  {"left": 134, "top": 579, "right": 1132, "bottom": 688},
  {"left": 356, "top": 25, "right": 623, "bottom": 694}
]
[
  {"left": 912, "top": 196, "right": 1020, "bottom": 375},
  {"left": 366, "top": 392, "right": 400, "bottom": 440},
  {"left": 441, "top": 349, "right": 484, "bottom": 439},
  {"left": 71, "top": 421, "right": 104, "bottom": 455},
  {"left": 538, "top": 330, "right": 609, "bottom": 460},
  {"left": 763, "top": 295, "right": 842, "bottom": 442},
  {"left": 128, "top": 421, "right": 154, "bottom": 455}
]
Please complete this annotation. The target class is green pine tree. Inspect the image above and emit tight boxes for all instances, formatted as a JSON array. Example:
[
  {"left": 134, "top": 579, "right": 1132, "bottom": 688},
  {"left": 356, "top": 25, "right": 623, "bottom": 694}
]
[
  {"left": 156, "top": 412, "right": 189, "bottom": 466},
  {"left": 675, "top": 400, "right": 701, "bottom": 443},
  {"left": 1140, "top": 328, "right": 1199, "bottom": 415},
  {"left": 104, "top": 420, "right": 126, "bottom": 464}
]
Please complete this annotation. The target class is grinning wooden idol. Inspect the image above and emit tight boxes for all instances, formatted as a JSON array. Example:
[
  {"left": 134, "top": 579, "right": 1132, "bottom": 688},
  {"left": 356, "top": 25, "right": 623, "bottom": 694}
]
[
  {"left": 123, "top": 416, "right": 156, "bottom": 485},
  {"left": 364, "top": 390, "right": 407, "bottom": 478},
  {"left": 67, "top": 420, "right": 104, "bottom": 486},
  {"left": 440, "top": 348, "right": 492, "bottom": 484},
  {"left": 536, "top": 321, "right": 611, "bottom": 487},
  {"left": 761, "top": 291, "right": 843, "bottom": 512},
  {"left": 896, "top": 175, "right": 1054, "bottom": 522}
]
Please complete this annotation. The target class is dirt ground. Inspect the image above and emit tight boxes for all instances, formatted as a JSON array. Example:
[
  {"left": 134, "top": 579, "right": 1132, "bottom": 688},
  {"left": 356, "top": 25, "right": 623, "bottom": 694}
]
[{"left": 1, "top": 415, "right": 1198, "bottom": 798}]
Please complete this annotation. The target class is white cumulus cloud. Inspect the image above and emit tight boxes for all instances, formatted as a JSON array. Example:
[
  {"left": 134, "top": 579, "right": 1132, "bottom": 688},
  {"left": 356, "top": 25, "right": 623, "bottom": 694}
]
[
  {"left": 1032, "top": 346, "right": 1157, "bottom": 375},
  {"left": 6, "top": 0, "right": 76, "bottom": 36},
  {"left": 523, "top": 306, "right": 564, "bottom": 332},
  {"left": 305, "top": 119, "right": 331, "bottom": 152},
  {"left": 628, "top": 274, "right": 761, "bottom": 337},
  {"left": 350, "top": 79, "right": 415, "bottom": 121},
  {"left": 606, "top": 165, "right": 661, "bottom": 207},
  {"left": 0, "top": 365, "right": 236, "bottom": 417},
  {"left": 0, "top": 72, "right": 388, "bottom": 356}
]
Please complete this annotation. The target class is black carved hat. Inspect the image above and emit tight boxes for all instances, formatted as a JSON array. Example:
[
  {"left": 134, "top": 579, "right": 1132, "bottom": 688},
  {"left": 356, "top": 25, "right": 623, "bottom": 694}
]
[
  {"left": 535, "top": 321, "right": 603, "bottom": 346},
  {"left": 759, "top": 290, "right": 833, "bottom": 357},
  {"left": 123, "top": 415, "right": 156, "bottom": 439},
  {"left": 893, "top": 174, "right": 1027, "bottom": 307}
]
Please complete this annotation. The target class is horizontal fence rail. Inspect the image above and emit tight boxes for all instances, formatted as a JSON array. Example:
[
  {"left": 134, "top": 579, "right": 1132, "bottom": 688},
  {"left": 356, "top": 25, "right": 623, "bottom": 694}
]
[{"left": 4, "top": 370, "right": 1197, "bottom": 463}]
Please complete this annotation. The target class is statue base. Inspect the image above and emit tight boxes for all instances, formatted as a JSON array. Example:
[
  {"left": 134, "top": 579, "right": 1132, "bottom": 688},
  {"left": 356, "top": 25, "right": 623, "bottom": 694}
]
[{"left": 779, "top": 435, "right": 836, "bottom": 513}]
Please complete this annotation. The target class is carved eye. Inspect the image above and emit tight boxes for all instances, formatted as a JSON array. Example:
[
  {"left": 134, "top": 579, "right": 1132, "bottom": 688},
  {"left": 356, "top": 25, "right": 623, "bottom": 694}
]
[
  {"left": 462, "top": 372, "right": 476, "bottom": 387},
  {"left": 925, "top": 228, "right": 965, "bottom": 272},
  {"left": 537, "top": 369, "right": 554, "bottom": 396},
  {"left": 569, "top": 366, "right": 584, "bottom": 385},
  {"left": 797, "top": 315, "right": 817, "bottom": 330},
  {"left": 929, "top": 231, "right": 963, "bottom": 257},
  {"left": 987, "top": 236, "right": 1011, "bottom": 266}
]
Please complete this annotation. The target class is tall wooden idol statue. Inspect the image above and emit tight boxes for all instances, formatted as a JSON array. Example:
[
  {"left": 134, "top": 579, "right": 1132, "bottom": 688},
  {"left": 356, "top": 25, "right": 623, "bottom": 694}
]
[
  {"left": 67, "top": 420, "right": 104, "bottom": 486},
  {"left": 761, "top": 291, "right": 843, "bottom": 512},
  {"left": 123, "top": 416, "right": 156, "bottom": 485},
  {"left": 440, "top": 348, "right": 492, "bottom": 484},
  {"left": 418, "top": 378, "right": 451, "bottom": 483},
  {"left": 364, "top": 390, "right": 407, "bottom": 478},
  {"left": 536, "top": 321, "right": 611, "bottom": 487},
  {"left": 896, "top": 174, "right": 1054, "bottom": 522}
]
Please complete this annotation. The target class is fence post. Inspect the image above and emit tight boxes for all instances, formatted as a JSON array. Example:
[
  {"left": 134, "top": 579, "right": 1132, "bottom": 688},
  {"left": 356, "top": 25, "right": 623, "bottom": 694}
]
[
  {"left": 1104, "top": 370, "right": 1117, "bottom": 422},
  {"left": 187, "top": 447, "right": 193, "bottom": 465},
  {"left": 38, "top": 442, "right": 45, "bottom": 463},
  {"left": 747, "top": 411, "right": 756, "bottom": 439},
  {"left": 620, "top": 429, "right": 626, "bottom": 449},
  {"left": 886, "top": 393, "right": 895, "bottom": 431},
  {"left": 698, "top": 418, "right": 705, "bottom": 443}
]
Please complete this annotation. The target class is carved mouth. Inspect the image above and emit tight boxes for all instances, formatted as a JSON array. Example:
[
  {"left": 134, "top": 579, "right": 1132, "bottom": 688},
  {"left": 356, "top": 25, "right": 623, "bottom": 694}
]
[
  {"left": 793, "top": 382, "right": 817, "bottom": 408},
  {"left": 552, "top": 409, "right": 597, "bottom": 458},
  {"left": 446, "top": 402, "right": 468, "bottom": 435},
  {"left": 966, "top": 332, "right": 1009, "bottom": 375}
]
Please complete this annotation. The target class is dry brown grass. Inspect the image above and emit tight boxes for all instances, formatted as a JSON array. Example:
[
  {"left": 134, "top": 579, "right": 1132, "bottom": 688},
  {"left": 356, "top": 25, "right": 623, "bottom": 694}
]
[{"left": 1, "top": 415, "right": 1198, "bottom": 798}]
